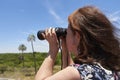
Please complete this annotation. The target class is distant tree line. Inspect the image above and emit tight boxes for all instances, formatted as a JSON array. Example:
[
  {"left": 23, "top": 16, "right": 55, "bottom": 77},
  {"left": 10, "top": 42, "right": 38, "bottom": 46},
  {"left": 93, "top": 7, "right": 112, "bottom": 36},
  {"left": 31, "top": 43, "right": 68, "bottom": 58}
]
[{"left": 0, "top": 52, "right": 61, "bottom": 74}]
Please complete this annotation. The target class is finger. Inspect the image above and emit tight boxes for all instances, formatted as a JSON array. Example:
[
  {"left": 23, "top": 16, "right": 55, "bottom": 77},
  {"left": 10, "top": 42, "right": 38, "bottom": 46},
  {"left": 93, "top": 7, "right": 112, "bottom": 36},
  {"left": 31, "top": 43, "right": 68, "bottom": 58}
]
[
  {"left": 48, "top": 27, "right": 52, "bottom": 33},
  {"left": 49, "top": 27, "right": 53, "bottom": 37},
  {"left": 45, "top": 28, "right": 49, "bottom": 36},
  {"left": 51, "top": 28, "right": 55, "bottom": 33},
  {"left": 52, "top": 28, "right": 58, "bottom": 39}
]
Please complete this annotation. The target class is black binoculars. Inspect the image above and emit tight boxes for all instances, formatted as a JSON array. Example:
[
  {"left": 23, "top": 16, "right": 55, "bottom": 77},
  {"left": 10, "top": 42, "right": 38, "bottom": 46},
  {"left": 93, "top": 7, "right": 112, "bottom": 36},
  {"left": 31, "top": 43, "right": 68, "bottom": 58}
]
[{"left": 37, "top": 27, "right": 67, "bottom": 40}]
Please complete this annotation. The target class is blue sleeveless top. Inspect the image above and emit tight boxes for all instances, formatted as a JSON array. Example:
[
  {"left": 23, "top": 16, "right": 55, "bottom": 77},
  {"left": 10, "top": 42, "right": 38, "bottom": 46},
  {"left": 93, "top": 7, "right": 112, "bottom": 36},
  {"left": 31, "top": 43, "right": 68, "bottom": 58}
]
[{"left": 71, "top": 63, "right": 119, "bottom": 80}]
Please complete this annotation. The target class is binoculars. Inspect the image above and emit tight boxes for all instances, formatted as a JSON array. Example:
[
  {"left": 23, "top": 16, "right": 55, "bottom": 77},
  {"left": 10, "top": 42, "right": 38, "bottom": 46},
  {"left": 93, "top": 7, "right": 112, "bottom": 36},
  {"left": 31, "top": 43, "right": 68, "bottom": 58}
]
[{"left": 37, "top": 27, "right": 67, "bottom": 40}]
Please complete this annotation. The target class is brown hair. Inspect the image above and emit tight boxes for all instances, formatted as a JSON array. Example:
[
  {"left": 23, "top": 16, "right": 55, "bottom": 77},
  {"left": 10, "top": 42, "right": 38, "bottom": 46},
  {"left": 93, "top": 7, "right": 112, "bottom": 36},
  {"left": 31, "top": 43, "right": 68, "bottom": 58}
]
[{"left": 69, "top": 6, "right": 120, "bottom": 71}]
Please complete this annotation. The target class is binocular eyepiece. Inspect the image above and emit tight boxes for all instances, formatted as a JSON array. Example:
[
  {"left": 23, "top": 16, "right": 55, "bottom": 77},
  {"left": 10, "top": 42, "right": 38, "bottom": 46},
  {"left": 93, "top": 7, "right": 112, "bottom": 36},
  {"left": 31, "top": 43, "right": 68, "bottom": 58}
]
[{"left": 37, "top": 27, "right": 67, "bottom": 40}]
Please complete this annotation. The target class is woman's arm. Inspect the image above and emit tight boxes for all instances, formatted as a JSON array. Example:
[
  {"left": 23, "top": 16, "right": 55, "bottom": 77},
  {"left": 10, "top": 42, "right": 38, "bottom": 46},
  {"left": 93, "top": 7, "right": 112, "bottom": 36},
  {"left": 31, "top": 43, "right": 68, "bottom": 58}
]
[
  {"left": 44, "top": 66, "right": 81, "bottom": 80},
  {"left": 61, "top": 38, "right": 74, "bottom": 69},
  {"left": 35, "top": 28, "right": 59, "bottom": 80},
  {"left": 35, "top": 50, "right": 57, "bottom": 80},
  {"left": 35, "top": 28, "right": 78, "bottom": 80},
  {"left": 62, "top": 50, "right": 74, "bottom": 69}
]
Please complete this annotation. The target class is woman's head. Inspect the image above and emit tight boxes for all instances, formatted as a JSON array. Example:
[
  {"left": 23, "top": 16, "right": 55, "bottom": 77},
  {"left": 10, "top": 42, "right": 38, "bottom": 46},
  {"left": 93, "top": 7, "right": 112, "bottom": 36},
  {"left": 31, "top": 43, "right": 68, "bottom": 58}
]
[{"left": 67, "top": 6, "right": 120, "bottom": 71}]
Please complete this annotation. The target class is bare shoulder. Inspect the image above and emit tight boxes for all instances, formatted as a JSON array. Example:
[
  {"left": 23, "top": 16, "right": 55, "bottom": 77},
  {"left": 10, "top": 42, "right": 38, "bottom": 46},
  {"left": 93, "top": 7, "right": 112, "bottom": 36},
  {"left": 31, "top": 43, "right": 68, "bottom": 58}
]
[{"left": 45, "top": 66, "right": 81, "bottom": 80}]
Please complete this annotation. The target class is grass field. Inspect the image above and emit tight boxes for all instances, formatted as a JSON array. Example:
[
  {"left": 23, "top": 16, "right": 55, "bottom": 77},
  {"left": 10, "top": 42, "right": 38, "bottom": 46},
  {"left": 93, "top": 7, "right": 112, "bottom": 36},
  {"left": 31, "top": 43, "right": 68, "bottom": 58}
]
[
  {"left": 0, "top": 52, "right": 61, "bottom": 80},
  {"left": 0, "top": 66, "right": 61, "bottom": 80}
]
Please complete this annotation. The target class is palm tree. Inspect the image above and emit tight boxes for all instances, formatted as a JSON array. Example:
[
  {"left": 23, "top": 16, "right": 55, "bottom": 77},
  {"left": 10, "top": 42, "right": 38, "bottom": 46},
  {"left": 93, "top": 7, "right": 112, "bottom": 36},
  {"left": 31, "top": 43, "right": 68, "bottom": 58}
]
[
  {"left": 18, "top": 44, "right": 27, "bottom": 67},
  {"left": 27, "top": 34, "right": 37, "bottom": 74}
]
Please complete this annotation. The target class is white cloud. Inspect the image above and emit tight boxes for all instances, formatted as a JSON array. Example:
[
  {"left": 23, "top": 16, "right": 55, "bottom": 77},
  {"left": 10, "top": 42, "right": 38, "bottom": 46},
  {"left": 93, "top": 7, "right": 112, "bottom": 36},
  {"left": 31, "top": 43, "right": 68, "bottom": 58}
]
[
  {"left": 107, "top": 10, "right": 120, "bottom": 39},
  {"left": 49, "top": 9, "right": 61, "bottom": 21},
  {"left": 109, "top": 11, "right": 120, "bottom": 17},
  {"left": 48, "top": 8, "right": 64, "bottom": 24},
  {"left": 44, "top": 0, "right": 64, "bottom": 24},
  {"left": 108, "top": 11, "right": 120, "bottom": 24}
]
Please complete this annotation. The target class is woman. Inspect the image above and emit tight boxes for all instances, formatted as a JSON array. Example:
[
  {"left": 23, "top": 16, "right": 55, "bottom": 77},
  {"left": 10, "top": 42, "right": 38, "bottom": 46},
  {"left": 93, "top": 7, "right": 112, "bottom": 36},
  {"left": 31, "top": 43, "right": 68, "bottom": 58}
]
[{"left": 35, "top": 6, "right": 120, "bottom": 80}]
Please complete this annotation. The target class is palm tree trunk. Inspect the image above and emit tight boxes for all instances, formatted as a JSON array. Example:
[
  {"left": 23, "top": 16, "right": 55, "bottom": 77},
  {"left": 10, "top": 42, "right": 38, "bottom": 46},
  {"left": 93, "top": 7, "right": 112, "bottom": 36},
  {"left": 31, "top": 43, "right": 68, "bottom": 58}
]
[
  {"left": 31, "top": 41, "right": 34, "bottom": 52},
  {"left": 31, "top": 41, "right": 37, "bottom": 74},
  {"left": 22, "top": 51, "right": 24, "bottom": 67}
]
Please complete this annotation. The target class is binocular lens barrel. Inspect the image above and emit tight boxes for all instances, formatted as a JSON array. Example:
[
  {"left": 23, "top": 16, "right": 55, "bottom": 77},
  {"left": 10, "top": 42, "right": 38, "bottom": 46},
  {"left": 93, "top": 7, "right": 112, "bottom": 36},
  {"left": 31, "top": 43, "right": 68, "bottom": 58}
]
[{"left": 37, "top": 27, "right": 67, "bottom": 40}]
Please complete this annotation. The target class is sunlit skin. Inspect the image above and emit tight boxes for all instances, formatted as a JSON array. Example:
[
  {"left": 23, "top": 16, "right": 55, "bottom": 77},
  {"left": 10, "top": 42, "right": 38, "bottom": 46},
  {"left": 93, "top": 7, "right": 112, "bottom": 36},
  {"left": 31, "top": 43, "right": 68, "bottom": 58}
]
[{"left": 66, "top": 25, "right": 80, "bottom": 56}]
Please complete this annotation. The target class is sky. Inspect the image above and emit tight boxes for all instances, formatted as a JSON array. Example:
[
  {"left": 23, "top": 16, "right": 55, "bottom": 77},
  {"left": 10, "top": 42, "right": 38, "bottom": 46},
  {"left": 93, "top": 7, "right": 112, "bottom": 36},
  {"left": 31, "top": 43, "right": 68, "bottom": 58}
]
[{"left": 0, "top": 0, "right": 120, "bottom": 53}]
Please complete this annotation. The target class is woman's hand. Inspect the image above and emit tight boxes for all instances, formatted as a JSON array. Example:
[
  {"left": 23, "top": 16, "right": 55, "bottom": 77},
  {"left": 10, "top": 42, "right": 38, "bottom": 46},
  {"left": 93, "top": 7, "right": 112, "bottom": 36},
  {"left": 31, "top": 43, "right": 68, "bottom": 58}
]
[
  {"left": 44, "top": 28, "right": 59, "bottom": 59},
  {"left": 35, "top": 28, "right": 59, "bottom": 80}
]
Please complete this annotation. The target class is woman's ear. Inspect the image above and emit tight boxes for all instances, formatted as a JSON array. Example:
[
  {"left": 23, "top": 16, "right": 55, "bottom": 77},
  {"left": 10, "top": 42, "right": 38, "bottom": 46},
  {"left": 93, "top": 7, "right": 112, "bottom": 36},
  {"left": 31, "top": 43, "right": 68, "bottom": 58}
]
[{"left": 74, "top": 31, "right": 80, "bottom": 45}]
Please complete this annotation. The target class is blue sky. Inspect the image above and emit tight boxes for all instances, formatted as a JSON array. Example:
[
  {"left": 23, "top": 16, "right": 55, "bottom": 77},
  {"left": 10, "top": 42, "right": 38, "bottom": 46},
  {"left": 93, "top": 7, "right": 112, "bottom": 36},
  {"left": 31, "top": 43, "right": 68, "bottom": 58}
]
[{"left": 0, "top": 0, "right": 120, "bottom": 53}]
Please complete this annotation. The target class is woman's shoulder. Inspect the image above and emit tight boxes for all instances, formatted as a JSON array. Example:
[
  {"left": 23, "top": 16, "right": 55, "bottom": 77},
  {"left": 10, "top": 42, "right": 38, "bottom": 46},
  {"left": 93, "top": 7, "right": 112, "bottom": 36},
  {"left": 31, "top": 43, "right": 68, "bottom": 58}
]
[{"left": 70, "top": 62, "right": 119, "bottom": 80}]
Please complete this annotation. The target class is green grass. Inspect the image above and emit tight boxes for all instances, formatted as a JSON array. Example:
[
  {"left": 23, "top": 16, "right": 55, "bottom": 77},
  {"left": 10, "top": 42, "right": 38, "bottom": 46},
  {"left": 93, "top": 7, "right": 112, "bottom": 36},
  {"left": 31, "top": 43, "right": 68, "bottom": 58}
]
[{"left": 0, "top": 52, "right": 62, "bottom": 80}]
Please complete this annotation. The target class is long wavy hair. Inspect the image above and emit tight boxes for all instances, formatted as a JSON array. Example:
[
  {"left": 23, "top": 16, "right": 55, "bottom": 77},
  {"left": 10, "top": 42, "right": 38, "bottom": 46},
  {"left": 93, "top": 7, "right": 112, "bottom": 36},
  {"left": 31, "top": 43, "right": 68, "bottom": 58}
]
[{"left": 69, "top": 6, "right": 120, "bottom": 71}]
